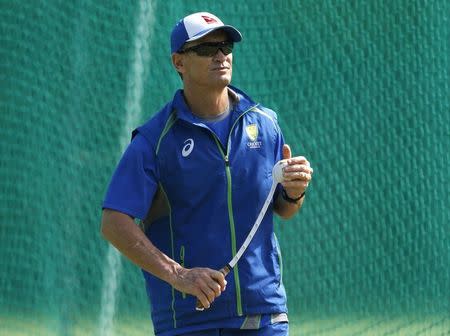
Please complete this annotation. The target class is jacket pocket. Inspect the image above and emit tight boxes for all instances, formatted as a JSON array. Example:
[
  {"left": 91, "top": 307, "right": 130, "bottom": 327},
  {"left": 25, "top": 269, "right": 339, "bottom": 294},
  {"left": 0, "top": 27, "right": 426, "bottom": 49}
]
[
  {"left": 273, "top": 233, "right": 283, "bottom": 287},
  {"left": 179, "top": 245, "right": 186, "bottom": 299}
]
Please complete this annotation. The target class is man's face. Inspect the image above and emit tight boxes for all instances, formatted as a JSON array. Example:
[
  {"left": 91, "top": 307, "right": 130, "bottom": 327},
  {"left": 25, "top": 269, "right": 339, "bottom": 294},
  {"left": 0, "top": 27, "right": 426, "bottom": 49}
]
[{"left": 175, "top": 30, "right": 233, "bottom": 89}]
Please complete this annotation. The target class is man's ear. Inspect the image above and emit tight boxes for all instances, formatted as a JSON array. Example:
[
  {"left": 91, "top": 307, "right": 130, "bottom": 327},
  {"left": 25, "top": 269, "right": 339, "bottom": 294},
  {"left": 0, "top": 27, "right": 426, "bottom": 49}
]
[{"left": 172, "top": 53, "right": 184, "bottom": 74}]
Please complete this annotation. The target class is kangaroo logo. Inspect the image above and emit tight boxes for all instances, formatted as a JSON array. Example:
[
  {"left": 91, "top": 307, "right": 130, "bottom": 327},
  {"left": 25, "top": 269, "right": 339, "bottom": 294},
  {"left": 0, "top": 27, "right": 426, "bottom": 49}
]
[
  {"left": 246, "top": 124, "right": 262, "bottom": 149},
  {"left": 246, "top": 124, "right": 258, "bottom": 141},
  {"left": 182, "top": 138, "right": 194, "bottom": 157}
]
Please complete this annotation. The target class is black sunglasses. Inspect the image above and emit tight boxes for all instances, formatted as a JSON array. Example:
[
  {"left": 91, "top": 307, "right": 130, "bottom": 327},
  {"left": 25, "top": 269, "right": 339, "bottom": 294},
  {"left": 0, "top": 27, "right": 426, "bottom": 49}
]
[{"left": 179, "top": 41, "right": 234, "bottom": 57}]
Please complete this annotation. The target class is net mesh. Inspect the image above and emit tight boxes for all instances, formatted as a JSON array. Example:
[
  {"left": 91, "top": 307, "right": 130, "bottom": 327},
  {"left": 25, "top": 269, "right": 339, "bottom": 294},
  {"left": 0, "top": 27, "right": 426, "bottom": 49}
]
[{"left": 1, "top": 1, "right": 449, "bottom": 335}]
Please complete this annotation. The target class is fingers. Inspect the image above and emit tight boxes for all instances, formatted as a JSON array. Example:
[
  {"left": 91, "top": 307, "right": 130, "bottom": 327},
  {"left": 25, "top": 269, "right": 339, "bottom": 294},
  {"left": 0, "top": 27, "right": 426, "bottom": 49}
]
[
  {"left": 283, "top": 165, "right": 313, "bottom": 181},
  {"left": 285, "top": 156, "right": 310, "bottom": 166},
  {"left": 196, "top": 292, "right": 211, "bottom": 310},
  {"left": 197, "top": 271, "right": 227, "bottom": 309},
  {"left": 200, "top": 270, "right": 226, "bottom": 308},
  {"left": 282, "top": 179, "right": 309, "bottom": 188},
  {"left": 280, "top": 152, "right": 313, "bottom": 199},
  {"left": 210, "top": 270, "right": 227, "bottom": 291},
  {"left": 198, "top": 281, "right": 220, "bottom": 309},
  {"left": 282, "top": 163, "right": 312, "bottom": 191},
  {"left": 205, "top": 275, "right": 224, "bottom": 298},
  {"left": 176, "top": 267, "right": 227, "bottom": 309}
]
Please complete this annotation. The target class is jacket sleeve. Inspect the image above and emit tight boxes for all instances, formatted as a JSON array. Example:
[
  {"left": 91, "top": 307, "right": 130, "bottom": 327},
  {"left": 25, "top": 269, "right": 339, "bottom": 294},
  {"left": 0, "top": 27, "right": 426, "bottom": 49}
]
[{"left": 102, "top": 133, "right": 159, "bottom": 220}]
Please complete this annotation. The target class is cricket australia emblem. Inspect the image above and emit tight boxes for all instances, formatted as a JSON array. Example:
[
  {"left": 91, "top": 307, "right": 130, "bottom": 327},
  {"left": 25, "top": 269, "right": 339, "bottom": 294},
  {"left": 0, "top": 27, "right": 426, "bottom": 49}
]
[{"left": 246, "top": 124, "right": 262, "bottom": 149}]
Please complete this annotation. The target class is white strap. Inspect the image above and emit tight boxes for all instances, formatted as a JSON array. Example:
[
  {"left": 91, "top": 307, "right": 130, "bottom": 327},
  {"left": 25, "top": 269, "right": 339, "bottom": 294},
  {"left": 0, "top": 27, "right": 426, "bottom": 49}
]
[{"left": 228, "top": 181, "right": 277, "bottom": 268}]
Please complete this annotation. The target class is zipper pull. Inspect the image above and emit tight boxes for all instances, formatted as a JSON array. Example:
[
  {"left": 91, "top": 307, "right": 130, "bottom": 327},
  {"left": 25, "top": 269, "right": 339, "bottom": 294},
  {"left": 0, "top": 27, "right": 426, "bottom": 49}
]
[{"left": 224, "top": 155, "right": 230, "bottom": 166}]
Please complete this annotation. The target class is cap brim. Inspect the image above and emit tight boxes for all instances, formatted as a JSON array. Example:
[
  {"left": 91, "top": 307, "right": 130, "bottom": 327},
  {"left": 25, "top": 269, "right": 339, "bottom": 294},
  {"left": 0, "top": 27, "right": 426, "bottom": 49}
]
[{"left": 186, "top": 25, "right": 242, "bottom": 43}]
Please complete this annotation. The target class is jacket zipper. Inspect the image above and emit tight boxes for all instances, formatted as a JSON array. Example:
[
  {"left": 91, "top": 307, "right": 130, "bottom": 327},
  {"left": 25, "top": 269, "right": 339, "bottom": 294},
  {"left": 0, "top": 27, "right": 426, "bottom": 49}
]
[
  {"left": 210, "top": 104, "right": 258, "bottom": 316},
  {"left": 212, "top": 136, "right": 241, "bottom": 315}
]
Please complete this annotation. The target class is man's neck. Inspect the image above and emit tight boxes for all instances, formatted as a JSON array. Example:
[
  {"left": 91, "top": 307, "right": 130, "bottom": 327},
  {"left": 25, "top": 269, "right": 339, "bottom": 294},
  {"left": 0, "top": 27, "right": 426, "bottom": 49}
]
[{"left": 183, "top": 86, "right": 229, "bottom": 119}]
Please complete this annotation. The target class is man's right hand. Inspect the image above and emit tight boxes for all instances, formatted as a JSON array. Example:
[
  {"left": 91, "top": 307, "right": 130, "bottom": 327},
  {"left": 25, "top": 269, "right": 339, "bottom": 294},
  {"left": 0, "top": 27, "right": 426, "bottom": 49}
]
[
  {"left": 101, "top": 210, "right": 227, "bottom": 309},
  {"left": 171, "top": 266, "right": 227, "bottom": 309}
]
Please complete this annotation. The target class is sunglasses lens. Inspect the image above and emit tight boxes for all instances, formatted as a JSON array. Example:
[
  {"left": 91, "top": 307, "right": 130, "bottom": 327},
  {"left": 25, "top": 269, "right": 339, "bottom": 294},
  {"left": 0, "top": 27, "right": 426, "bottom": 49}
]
[
  {"left": 190, "top": 42, "right": 233, "bottom": 56},
  {"left": 221, "top": 45, "right": 233, "bottom": 55},
  {"left": 196, "top": 45, "right": 219, "bottom": 56}
]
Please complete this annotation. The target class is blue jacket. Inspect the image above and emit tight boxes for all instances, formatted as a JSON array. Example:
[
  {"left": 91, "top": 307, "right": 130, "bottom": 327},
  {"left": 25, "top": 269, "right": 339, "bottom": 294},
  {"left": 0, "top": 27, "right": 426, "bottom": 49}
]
[{"left": 103, "top": 86, "right": 287, "bottom": 335}]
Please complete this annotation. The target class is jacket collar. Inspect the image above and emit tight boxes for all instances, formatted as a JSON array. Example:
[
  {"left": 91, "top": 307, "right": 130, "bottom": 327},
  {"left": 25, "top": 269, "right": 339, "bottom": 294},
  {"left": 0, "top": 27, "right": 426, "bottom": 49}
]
[{"left": 172, "top": 85, "right": 257, "bottom": 124}]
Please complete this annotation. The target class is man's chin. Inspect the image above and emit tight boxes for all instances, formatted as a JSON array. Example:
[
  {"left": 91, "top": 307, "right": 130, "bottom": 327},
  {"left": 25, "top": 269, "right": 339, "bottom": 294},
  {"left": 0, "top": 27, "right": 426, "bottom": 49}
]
[{"left": 211, "top": 75, "right": 231, "bottom": 87}]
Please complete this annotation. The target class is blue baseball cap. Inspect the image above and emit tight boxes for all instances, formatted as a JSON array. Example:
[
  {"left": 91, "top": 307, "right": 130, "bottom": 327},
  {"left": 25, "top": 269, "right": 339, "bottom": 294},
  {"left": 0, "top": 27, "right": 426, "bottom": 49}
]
[{"left": 171, "top": 12, "right": 242, "bottom": 53}]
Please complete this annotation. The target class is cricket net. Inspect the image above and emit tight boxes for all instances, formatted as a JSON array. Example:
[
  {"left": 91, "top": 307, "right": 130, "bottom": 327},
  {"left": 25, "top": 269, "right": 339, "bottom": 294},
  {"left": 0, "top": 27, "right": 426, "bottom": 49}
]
[{"left": 0, "top": 1, "right": 449, "bottom": 335}]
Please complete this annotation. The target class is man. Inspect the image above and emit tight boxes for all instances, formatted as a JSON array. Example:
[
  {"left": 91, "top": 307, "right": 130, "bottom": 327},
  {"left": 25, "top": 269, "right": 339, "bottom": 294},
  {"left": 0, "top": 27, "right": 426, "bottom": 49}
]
[{"left": 101, "top": 12, "right": 313, "bottom": 336}]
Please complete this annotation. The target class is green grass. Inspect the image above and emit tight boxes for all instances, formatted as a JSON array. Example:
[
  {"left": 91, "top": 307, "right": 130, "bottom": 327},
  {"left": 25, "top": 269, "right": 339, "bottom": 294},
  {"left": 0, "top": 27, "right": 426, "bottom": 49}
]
[
  {"left": 296, "top": 315, "right": 450, "bottom": 335},
  {"left": 1, "top": 314, "right": 449, "bottom": 335}
]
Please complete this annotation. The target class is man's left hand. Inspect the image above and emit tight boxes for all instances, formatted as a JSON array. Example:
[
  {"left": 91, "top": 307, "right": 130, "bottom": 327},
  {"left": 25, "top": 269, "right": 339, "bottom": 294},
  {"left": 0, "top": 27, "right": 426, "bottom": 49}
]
[{"left": 281, "top": 144, "right": 313, "bottom": 199}]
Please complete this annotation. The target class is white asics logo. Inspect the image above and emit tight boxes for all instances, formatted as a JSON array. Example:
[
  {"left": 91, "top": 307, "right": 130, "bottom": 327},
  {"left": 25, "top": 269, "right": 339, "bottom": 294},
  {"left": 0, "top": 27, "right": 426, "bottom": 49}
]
[{"left": 182, "top": 138, "right": 194, "bottom": 157}]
